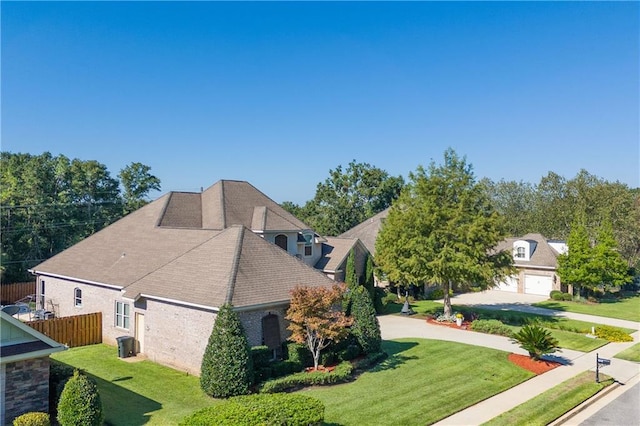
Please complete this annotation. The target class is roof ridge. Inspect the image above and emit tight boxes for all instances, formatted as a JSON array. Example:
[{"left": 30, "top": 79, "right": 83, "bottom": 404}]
[
  {"left": 225, "top": 225, "right": 244, "bottom": 304},
  {"left": 220, "top": 180, "right": 227, "bottom": 228}
]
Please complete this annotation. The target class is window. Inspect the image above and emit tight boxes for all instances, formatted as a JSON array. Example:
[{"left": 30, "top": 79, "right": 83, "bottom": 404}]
[
  {"left": 39, "top": 280, "right": 46, "bottom": 309},
  {"left": 303, "top": 234, "right": 313, "bottom": 256},
  {"left": 74, "top": 288, "right": 82, "bottom": 307},
  {"left": 275, "top": 234, "right": 288, "bottom": 251},
  {"left": 115, "top": 301, "right": 130, "bottom": 329},
  {"left": 515, "top": 247, "right": 526, "bottom": 259}
]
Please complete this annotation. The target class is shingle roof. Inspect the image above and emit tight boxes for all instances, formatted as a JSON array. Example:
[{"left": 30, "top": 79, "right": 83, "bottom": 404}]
[
  {"left": 339, "top": 208, "right": 389, "bottom": 255},
  {"left": 315, "top": 237, "right": 359, "bottom": 272},
  {"left": 32, "top": 180, "right": 334, "bottom": 310},
  {"left": 495, "top": 233, "right": 563, "bottom": 268},
  {"left": 123, "top": 225, "right": 334, "bottom": 309}
]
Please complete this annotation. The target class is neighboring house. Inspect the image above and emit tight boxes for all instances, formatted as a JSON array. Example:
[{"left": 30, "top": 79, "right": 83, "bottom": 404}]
[
  {"left": 29, "top": 180, "right": 368, "bottom": 374},
  {"left": 1, "top": 311, "right": 66, "bottom": 425},
  {"left": 494, "top": 233, "right": 568, "bottom": 296}
]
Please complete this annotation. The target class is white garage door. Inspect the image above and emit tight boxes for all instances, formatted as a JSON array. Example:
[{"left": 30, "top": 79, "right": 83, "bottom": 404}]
[
  {"left": 497, "top": 276, "right": 518, "bottom": 292},
  {"left": 524, "top": 275, "right": 553, "bottom": 296}
]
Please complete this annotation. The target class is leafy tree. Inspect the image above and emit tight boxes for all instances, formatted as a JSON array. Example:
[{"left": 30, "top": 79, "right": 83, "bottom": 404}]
[
  {"left": 283, "top": 161, "right": 404, "bottom": 236},
  {"left": 557, "top": 216, "right": 596, "bottom": 297},
  {"left": 350, "top": 286, "right": 382, "bottom": 354},
  {"left": 511, "top": 324, "right": 559, "bottom": 360},
  {"left": 591, "top": 220, "right": 632, "bottom": 290},
  {"left": 118, "top": 162, "right": 161, "bottom": 214},
  {"left": 0, "top": 152, "right": 160, "bottom": 282},
  {"left": 286, "top": 284, "right": 352, "bottom": 370},
  {"left": 200, "top": 304, "right": 253, "bottom": 398},
  {"left": 375, "top": 148, "right": 514, "bottom": 317},
  {"left": 481, "top": 178, "right": 536, "bottom": 237},
  {"left": 56, "top": 370, "right": 104, "bottom": 426}
]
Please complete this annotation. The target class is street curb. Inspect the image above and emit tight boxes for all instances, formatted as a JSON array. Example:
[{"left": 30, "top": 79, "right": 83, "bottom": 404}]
[{"left": 548, "top": 379, "right": 624, "bottom": 426}]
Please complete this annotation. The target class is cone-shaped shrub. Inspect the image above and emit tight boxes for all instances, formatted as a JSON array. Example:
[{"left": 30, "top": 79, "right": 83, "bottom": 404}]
[
  {"left": 350, "top": 287, "right": 382, "bottom": 354},
  {"left": 511, "top": 324, "right": 559, "bottom": 360},
  {"left": 200, "top": 303, "right": 253, "bottom": 398},
  {"left": 56, "top": 370, "right": 103, "bottom": 426}
]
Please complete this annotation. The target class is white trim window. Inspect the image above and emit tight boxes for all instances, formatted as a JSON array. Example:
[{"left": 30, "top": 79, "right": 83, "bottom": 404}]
[
  {"left": 115, "top": 301, "right": 130, "bottom": 330},
  {"left": 515, "top": 247, "right": 526, "bottom": 259},
  {"left": 74, "top": 288, "right": 82, "bottom": 307}
]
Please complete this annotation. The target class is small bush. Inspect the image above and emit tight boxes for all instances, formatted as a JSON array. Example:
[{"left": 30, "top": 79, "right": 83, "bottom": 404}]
[
  {"left": 470, "top": 319, "right": 514, "bottom": 337},
  {"left": 56, "top": 370, "right": 103, "bottom": 426},
  {"left": 179, "top": 393, "right": 324, "bottom": 426},
  {"left": 338, "top": 343, "right": 362, "bottom": 361},
  {"left": 562, "top": 293, "right": 573, "bottom": 301},
  {"left": 13, "top": 412, "right": 50, "bottom": 426},
  {"left": 511, "top": 324, "right": 559, "bottom": 360},
  {"left": 259, "top": 361, "right": 353, "bottom": 393},
  {"left": 250, "top": 346, "right": 272, "bottom": 369},
  {"left": 352, "top": 351, "right": 388, "bottom": 371},
  {"left": 595, "top": 325, "right": 633, "bottom": 342},
  {"left": 373, "top": 287, "right": 388, "bottom": 314},
  {"left": 550, "top": 290, "right": 563, "bottom": 300},
  {"left": 426, "top": 288, "right": 444, "bottom": 300},
  {"left": 284, "top": 342, "right": 313, "bottom": 368},
  {"left": 49, "top": 361, "right": 75, "bottom": 416}
]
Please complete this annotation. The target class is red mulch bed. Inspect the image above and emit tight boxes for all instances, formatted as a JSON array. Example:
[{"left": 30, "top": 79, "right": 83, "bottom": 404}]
[{"left": 426, "top": 318, "right": 562, "bottom": 375}]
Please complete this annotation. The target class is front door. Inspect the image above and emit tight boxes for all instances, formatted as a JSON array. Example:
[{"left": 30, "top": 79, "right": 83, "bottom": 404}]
[{"left": 135, "top": 313, "right": 145, "bottom": 354}]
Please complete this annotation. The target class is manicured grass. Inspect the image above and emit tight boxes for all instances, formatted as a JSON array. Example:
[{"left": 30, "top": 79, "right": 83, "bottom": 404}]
[
  {"left": 614, "top": 343, "right": 640, "bottom": 362},
  {"left": 389, "top": 300, "right": 614, "bottom": 352},
  {"left": 51, "top": 344, "right": 217, "bottom": 425},
  {"left": 533, "top": 293, "right": 640, "bottom": 322},
  {"left": 482, "top": 371, "right": 614, "bottom": 426},
  {"left": 304, "top": 338, "right": 534, "bottom": 426}
]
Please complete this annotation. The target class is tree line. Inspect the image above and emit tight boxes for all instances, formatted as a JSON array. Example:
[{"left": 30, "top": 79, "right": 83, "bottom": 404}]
[
  {"left": 1, "top": 152, "right": 160, "bottom": 282},
  {"left": 2, "top": 149, "right": 638, "bottom": 285}
]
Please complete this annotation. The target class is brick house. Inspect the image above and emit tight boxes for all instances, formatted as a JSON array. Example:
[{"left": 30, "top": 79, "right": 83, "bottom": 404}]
[
  {"left": 1, "top": 311, "right": 66, "bottom": 425},
  {"left": 29, "top": 180, "right": 368, "bottom": 374}
]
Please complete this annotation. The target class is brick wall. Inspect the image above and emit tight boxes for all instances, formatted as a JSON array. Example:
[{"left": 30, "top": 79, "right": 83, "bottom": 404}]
[{"left": 4, "top": 357, "right": 50, "bottom": 424}]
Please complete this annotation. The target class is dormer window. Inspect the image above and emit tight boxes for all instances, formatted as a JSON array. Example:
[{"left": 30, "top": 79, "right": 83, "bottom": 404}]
[
  {"left": 303, "top": 233, "right": 313, "bottom": 256},
  {"left": 515, "top": 247, "right": 526, "bottom": 259},
  {"left": 275, "top": 234, "right": 288, "bottom": 251}
]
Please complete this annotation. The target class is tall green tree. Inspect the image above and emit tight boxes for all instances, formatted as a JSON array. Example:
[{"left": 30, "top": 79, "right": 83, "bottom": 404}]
[
  {"left": 557, "top": 216, "right": 596, "bottom": 297},
  {"left": 200, "top": 304, "right": 253, "bottom": 398},
  {"left": 350, "top": 286, "right": 382, "bottom": 355},
  {"left": 591, "top": 220, "right": 631, "bottom": 290},
  {"left": 375, "top": 148, "right": 514, "bottom": 316},
  {"left": 283, "top": 161, "right": 404, "bottom": 236},
  {"left": 118, "top": 162, "right": 161, "bottom": 214}
]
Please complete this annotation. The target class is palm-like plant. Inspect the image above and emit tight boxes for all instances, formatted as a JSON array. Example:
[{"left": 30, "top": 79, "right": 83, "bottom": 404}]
[{"left": 511, "top": 324, "right": 559, "bottom": 360}]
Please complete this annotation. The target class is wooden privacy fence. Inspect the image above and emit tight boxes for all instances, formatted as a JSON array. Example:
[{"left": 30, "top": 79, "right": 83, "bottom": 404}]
[
  {"left": 1, "top": 281, "right": 36, "bottom": 305},
  {"left": 27, "top": 312, "right": 102, "bottom": 348}
]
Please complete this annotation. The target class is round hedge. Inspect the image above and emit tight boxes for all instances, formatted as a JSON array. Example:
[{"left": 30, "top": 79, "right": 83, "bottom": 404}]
[
  {"left": 180, "top": 393, "right": 324, "bottom": 426},
  {"left": 12, "top": 412, "right": 50, "bottom": 426}
]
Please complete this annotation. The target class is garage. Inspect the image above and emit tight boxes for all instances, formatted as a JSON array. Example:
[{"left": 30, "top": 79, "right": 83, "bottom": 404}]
[{"left": 524, "top": 274, "right": 553, "bottom": 296}]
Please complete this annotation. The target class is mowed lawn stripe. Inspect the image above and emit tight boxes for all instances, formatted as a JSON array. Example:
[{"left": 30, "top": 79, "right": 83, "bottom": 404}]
[{"left": 305, "top": 339, "right": 534, "bottom": 426}]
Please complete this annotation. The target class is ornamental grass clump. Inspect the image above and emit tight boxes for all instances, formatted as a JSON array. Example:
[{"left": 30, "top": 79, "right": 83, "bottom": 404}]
[{"left": 511, "top": 324, "right": 559, "bottom": 361}]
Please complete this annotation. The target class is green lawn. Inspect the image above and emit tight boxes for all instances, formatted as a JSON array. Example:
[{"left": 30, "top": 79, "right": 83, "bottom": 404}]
[
  {"left": 51, "top": 344, "right": 217, "bottom": 425},
  {"left": 483, "top": 371, "right": 614, "bottom": 426},
  {"left": 304, "top": 338, "right": 534, "bottom": 425},
  {"left": 388, "top": 300, "right": 615, "bottom": 352},
  {"left": 533, "top": 293, "right": 640, "bottom": 322},
  {"left": 53, "top": 340, "right": 533, "bottom": 426},
  {"left": 614, "top": 342, "right": 640, "bottom": 362}
]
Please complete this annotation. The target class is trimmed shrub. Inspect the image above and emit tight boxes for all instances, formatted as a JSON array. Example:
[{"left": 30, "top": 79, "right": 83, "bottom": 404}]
[
  {"left": 56, "top": 370, "right": 103, "bottom": 426},
  {"left": 284, "top": 342, "right": 313, "bottom": 368},
  {"left": 470, "top": 319, "right": 515, "bottom": 337},
  {"left": 511, "top": 324, "right": 559, "bottom": 360},
  {"left": 595, "top": 325, "right": 633, "bottom": 342},
  {"left": 338, "top": 343, "right": 363, "bottom": 361},
  {"left": 373, "top": 287, "right": 387, "bottom": 314},
  {"left": 352, "top": 351, "right": 388, "bottom": 371},
  {"left": 562, "top": 293, "right": 573, "bottom": 301},
  {"left": 179, "top": 393, "right": 324, "bottom": 426},
  {"left": 550, "top": 290, "right": 563, "bottom": 300},
  {"left": 251, "top": 345, "right": 272, "bottom": 369},
  {"left": 49, "top": 361, "right": 75, "bottom": 416},
  {"left": 13, "top": 412, "right": 50, "bottom": 426},
  {"left": 259, "top": 361, "right": 353, "bottom": 393},
  {"left": 350, "top": 287, "right": 382, "bottom": 354},
  {"left": 200, "top": 304, "right": 253, "bottom": 398}
]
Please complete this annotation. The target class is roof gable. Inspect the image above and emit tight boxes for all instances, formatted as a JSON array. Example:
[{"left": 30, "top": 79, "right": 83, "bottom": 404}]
[
  {"left": 1, "top": 311, "right": 66, "bottom": 363},
  {"left": 339, "top": 208, "right": 389, "bottom": 255}
]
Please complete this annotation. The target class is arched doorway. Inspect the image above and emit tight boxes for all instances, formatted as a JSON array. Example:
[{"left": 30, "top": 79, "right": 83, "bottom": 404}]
[{"left": 262, "top": 313, "right": 282, "bottom": 359}]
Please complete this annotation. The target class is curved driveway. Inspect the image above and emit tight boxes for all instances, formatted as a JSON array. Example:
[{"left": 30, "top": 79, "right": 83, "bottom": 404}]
[{"left": 378, "top": 290, "right": 640, "bottom": 425}]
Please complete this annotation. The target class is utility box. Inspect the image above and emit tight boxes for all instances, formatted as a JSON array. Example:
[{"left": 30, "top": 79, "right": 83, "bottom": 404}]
[{"left": 117, "top": 336, "right": 135, "bottom": 358}]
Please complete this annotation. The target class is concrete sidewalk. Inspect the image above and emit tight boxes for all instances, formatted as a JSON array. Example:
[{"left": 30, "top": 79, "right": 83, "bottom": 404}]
[{"left": 378, "top": 292, "right": 640, "bottom": 426}]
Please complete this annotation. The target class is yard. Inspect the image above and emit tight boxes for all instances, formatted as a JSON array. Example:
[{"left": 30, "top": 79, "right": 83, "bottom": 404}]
[
  {"left": 533, "top": 293, "right": 640, "bottom": 322},
  {"left": 52, "top": 339, "right": 533, "bottom": 425},
  {"left": 385, "top": 299, "right": 630, "bottom": 352}
]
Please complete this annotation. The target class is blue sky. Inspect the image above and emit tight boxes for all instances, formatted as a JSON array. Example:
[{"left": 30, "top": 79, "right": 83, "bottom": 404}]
[{"left": 2, "top": 1, "right": 638, "bottom": 204}]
